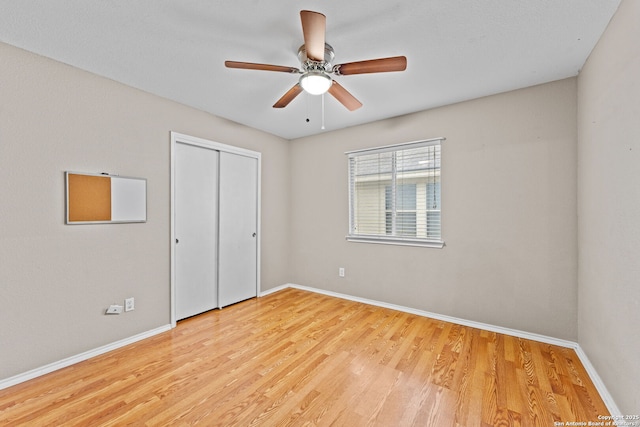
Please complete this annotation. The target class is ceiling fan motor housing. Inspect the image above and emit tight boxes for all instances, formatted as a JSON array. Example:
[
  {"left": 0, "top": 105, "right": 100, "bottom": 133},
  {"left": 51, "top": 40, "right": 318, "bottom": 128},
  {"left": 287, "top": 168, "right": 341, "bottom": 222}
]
[
  {"left": 298, "top": 43, "right": 335, "bottom": 73},
  {"left": 297, "top": 43, "right": 335, "bottom": 95}
]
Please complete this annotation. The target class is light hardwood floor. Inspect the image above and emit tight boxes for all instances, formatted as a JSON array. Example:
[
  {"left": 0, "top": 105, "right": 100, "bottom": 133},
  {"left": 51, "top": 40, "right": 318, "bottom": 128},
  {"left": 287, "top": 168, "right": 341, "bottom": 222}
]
[{"left": 0, "top": 288, "right": 609, "bottom": 426}]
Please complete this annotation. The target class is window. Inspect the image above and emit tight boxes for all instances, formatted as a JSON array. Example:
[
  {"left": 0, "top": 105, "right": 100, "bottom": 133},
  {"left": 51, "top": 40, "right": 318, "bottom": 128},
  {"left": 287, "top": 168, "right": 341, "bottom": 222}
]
[
  {"left": 347, "top": 138, "right": 444, "bottom": 248},
  {"left": 385, "top": 184, "right": 417, "bottom": 236}
]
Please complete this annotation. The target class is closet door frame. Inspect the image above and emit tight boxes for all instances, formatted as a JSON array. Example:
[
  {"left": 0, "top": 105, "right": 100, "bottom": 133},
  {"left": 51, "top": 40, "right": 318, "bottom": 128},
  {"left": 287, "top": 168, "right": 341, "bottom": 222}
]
[{"left": 170, "top": 132, "right": 261, "bottom": 327}]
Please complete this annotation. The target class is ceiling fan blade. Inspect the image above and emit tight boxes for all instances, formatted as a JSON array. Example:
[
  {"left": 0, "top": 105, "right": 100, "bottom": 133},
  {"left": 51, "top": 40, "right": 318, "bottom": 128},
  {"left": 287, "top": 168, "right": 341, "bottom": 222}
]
[
  {"left": 225, "top": 61, "right": 299, "bottom": 74},
  {"left": 300, "top": 10, "right": 326, "bottom": 61},
  {"left": 273, "top": 84, "right": 304, "bottom": 108},
  {"left": 328, "top": 81, "right": 362, "bottom": 111},
  {"left": 333, "top": 56, "right": 407, "bottom": 75}
]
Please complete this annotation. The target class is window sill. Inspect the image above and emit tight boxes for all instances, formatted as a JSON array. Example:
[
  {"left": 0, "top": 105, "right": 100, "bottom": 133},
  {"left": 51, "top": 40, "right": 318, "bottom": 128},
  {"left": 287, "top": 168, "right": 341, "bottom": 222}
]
[{"left": 346, "top": 235, "right": 445, "bottom": 249}]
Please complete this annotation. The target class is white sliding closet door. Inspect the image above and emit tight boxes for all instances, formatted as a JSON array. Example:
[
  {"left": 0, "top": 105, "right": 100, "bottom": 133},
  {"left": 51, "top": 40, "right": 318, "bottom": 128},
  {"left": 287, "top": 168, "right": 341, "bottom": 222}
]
[
  {"left": 218, "top": 152, "right": 258, "bottom": 307},
  {"left": 174, "top": 142, "right": 219, "bottom": 319}
]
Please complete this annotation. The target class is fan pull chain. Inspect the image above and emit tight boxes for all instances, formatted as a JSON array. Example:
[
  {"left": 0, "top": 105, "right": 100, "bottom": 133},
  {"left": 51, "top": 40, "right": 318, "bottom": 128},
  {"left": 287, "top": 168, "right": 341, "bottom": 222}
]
[
  {"left": 321, "top": 93, "right": 326, "bottom": 130},
  {"left": 305, "top": 92, "right": 310, "bottom": 123}
]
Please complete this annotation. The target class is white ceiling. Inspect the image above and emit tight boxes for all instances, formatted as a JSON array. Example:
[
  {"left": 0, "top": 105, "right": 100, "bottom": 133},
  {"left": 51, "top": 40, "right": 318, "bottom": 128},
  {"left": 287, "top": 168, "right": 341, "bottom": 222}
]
[{"left": 0, "top": 1, "right": 621, "bottom": 140}]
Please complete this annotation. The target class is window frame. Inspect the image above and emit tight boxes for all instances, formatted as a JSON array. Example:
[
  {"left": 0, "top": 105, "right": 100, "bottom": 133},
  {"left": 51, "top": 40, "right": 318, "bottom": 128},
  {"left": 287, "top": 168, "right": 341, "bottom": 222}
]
[{"left": 346, "top": 138, "right": 445, "bottom": 248}]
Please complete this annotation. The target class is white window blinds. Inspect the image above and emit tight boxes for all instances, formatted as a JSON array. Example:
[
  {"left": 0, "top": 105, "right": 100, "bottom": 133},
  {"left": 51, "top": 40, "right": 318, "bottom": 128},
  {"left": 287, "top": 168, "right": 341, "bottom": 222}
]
[{"left": 347, "top": 138, "right": 444, "bottom": 248}]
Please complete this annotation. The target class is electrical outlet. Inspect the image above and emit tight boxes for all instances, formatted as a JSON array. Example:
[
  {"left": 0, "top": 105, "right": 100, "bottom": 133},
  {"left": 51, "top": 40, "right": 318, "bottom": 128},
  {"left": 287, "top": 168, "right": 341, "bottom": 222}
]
[
  {"left": 106, "top": 304, "right": 123, "bottom": 315},
  {"left": 125, "top": 297, "right": 135, "bottom": 312},
  {"left": 339, "top": 267, "right": 345, "bottom": 277}
]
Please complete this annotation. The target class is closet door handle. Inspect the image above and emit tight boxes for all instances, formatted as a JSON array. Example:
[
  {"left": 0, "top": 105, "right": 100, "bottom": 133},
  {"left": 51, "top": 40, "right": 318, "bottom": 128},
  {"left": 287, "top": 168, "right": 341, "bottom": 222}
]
[{"left": 252, "top": 233, "right": 256, "bottom": 238}]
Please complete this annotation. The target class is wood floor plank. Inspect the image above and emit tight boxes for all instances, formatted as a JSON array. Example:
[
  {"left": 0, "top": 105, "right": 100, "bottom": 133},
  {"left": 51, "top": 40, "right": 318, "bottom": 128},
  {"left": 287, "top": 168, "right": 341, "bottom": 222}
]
[{"left": 0, "top": 288, "right": 610, "bottom": 426}]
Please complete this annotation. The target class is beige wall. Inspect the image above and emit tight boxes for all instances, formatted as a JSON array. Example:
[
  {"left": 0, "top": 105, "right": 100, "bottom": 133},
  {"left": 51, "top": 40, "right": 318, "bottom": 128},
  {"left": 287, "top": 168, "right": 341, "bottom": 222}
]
[
  {"left": 577, "top": 0, "right": 640, "bottom": 414},
  {"left": 290, "top": 78, "right": 578, "bottom": 340},
  {"left": 0, "top": 42, "right": 290, "bottom": 380}
]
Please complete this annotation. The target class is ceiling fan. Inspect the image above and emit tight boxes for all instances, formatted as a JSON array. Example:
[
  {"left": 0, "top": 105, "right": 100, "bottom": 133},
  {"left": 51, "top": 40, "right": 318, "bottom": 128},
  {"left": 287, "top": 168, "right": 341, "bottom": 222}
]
[{"left": 225, "top": 10, "right": 407, "bottom": 111}]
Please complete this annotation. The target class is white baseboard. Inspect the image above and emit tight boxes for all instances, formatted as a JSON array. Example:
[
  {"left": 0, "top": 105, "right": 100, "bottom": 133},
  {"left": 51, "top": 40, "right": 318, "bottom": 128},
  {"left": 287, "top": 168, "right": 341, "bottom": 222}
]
[
  {"left": 259, "top": 283, "right": 290, "bottom": 297},
  {"left": 0, "top": 324, "right": 172, "bottom": 391},
  {"left": 285, "top": 283, "right": 577, "bottom": 347},
  {"left": 574, "top": 345, "right": 622, "bottom": 416},
  {"left": 273, "top": 283, "right": 620, "bottom": 416}
]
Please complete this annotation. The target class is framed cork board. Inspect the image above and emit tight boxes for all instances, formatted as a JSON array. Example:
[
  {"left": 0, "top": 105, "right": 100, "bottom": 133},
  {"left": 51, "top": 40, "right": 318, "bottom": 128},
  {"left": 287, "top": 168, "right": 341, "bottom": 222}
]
[{"left": 66, "top": 172, "right": 147, "bottom": 224}]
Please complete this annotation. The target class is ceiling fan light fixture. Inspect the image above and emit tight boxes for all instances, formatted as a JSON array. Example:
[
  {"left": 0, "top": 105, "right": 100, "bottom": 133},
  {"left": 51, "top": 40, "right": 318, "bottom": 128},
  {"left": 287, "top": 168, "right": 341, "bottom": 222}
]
[{"left": 299, "top": 72, "right": 332, "bottom": 95}]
